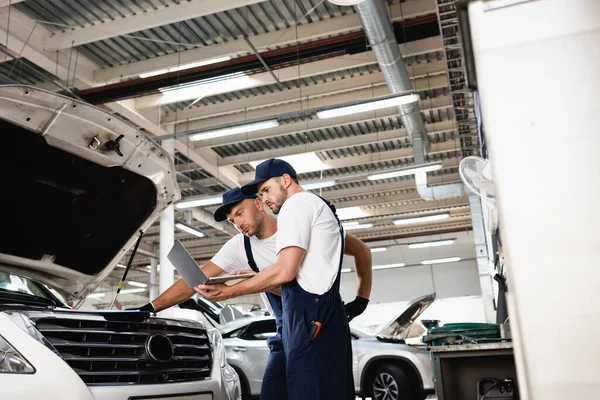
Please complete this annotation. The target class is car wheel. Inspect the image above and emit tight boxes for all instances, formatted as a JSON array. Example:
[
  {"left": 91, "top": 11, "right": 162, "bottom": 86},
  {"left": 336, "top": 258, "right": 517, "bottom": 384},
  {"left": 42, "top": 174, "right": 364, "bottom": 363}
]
[{"left": 371, "top": 364, "right": 417, "bottom": 400}]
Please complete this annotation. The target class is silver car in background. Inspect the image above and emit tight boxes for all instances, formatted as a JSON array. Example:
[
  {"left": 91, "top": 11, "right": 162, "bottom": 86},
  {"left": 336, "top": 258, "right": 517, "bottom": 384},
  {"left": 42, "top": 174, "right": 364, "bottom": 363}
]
[{"left": 219, "top": 294, "right": 436, "bottom": 400}]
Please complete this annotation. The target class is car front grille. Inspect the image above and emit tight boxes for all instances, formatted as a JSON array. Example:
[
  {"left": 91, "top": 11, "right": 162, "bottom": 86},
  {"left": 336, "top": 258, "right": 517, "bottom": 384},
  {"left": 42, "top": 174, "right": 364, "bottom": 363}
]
[{"left": 35, "top": 316, "right": 213, "bottom": 385}]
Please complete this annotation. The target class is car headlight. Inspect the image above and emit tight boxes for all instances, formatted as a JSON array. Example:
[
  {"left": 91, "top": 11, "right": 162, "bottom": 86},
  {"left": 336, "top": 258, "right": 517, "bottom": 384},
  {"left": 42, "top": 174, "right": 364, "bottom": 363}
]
[
  {"left": 0, "top": 335, "right": 35, "bottom": 374},
  {"left": 207, "top": 328, "right": 227, "bottom": 368}
]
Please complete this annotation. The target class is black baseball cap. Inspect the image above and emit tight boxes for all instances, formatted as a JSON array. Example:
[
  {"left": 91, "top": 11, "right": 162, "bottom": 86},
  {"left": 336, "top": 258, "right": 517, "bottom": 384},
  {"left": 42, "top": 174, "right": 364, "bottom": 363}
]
[
  {"left": 213, "top": 187, "right": 258, "bottom": 222},
  {"left": 241, "top": 158, "right": 297, "bottom": 195}
]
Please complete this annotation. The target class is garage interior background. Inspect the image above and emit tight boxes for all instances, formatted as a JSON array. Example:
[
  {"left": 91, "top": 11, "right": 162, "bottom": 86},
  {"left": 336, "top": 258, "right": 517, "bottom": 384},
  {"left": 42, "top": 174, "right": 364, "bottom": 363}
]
[{"left": 0, "top": 0, "right": 497, "bottom": 326}]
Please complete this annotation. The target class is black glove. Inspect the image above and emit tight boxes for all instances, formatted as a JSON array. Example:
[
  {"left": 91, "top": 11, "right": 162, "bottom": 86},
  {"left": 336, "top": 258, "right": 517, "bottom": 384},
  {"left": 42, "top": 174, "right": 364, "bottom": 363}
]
[
  {"left": 127, "top": 302, "right": 154, "bottom": 312},
  {"left": 344, "top": 296, "right": 369, "bottom": 322}
]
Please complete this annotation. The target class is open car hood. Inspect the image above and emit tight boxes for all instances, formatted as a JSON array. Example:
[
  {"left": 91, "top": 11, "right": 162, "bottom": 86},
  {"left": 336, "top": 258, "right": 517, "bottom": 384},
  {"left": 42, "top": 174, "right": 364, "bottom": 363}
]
[
  {"left": 0, "top": 85, "right": 180, "bottom": 303},
  {"left": 375, "top": 293, "right": 436, "bottom": 341}
]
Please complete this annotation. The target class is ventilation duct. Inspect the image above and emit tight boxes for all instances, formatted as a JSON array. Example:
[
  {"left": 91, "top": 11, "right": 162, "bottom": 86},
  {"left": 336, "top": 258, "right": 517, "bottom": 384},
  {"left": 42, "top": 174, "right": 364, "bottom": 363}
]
[{"left": 329, "top": 0, "right": 464, "bottom": 200}]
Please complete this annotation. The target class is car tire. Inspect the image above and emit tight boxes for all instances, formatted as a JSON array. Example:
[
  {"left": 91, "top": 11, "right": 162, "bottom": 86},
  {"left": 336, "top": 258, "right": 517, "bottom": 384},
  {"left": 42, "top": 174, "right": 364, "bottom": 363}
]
[{"left": 370, "top": 364, "right": 419, "bottom": 400}]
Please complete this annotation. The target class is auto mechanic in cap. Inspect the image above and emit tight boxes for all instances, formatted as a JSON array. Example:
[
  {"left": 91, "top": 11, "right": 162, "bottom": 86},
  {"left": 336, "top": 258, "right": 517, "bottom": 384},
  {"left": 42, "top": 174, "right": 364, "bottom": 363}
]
[
  {"left": 135, "top": 185, "right": 373, "bottom": 400},
  {"left": 196, "top": 159, "right": 371, "bottom": 400}
]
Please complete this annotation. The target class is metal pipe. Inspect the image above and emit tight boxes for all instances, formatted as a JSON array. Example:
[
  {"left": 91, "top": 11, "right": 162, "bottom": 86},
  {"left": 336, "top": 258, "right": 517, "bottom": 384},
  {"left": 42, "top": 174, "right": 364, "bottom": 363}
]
[
  {"left": 338, "top": 0, "right": 464, "bottom": 200},
  {"left": 354, "top": 0, "right": 429, "bottom": 148}
]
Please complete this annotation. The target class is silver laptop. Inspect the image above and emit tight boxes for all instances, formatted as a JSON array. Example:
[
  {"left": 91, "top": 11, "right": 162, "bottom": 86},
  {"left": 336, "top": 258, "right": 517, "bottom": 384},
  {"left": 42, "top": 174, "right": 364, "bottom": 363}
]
[{"left": 167, "top": 240, "right": 255, "bottom": 287}]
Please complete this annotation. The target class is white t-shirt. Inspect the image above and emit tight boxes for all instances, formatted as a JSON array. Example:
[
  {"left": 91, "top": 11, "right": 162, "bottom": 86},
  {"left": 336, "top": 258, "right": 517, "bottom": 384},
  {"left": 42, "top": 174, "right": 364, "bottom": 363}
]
[
  {"left": 276, "top": 192, "right": 344, "bottom": 295},
  {"left": 210, "top": 233, "right": 277, "bottom": 314}
]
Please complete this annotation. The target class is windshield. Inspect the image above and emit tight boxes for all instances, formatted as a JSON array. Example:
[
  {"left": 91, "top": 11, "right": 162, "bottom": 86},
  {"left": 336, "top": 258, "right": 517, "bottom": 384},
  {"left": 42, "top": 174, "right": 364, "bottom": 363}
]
[{"left": 0, "top": 271, "right": 53, "bottom": 299}]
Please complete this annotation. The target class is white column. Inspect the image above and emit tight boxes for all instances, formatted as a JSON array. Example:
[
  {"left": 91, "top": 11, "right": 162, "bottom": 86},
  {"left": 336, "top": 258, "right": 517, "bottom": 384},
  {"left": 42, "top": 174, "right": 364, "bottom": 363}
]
[
  {"left": 158, "top": 131, "right": 175, "bottom": 317},
  {"left": 149, "top": 257, "right": 158, "bottom": 301},
  {"left": 469, "top": 1, "right": 600, "bottom": 398}
]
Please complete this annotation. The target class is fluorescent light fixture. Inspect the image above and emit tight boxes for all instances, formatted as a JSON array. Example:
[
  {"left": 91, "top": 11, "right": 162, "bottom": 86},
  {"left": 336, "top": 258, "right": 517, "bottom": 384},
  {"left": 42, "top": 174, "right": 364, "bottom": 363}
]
[
  {"left": 176, "top": 195, "right": 222, "bottom": 209},
  {"left": 116, "top": 264, "right": 127, "bottom": 269},
  {"left": 336, "top": 206, "right": 368, "bottom": 221},
  {"left": 128, "top": 281, "right": 148, "bottom": 288},
  {"left": 408, "top": 239, "right": 455, "bottom": 249},
  {"left": 120, "top": 288, "right": 147, "bottom": 295},
  {"left": 373, "top": 263, "right": 406, "bottom": 270},
  {"left": 87, "top": 293, "right": 105, "bottom": 299},
  {"left": 159, "top": 73, "right": 261, "bottom": 105},
  {"left": 250, "top": 152, "right": 328, "bottom": 174},
  {"left": 393, "top": 213, "right": 450, "bottom": 225},
  {"left": 370, "top": 247, "right": 387, "bottom": 253},
  {"left": 139, "top": 56, "right": 232, "bottom": 78},
  {"left": 302, "top": 180, "right": 336, "bottom": 191},
  {"left": 421, "top": 257, "right": 461, "bottom": 265},
  {"left": 343, "top": 223, "right": 374, "bottom": 231},
  {"left": 341, "top": 268, "right": 352, "bottom": 273},
  {"left": 190, "top": 120, "right": 279, "bottom": 142},
  {"left": 317, "top": 94, "right": 420, "bottom": 119},
  {"left": 175, "top": 222, "right": 205, "bottom": 238},
  {"left": 367, "top": 164, "right": 442, "bottom": 181}
]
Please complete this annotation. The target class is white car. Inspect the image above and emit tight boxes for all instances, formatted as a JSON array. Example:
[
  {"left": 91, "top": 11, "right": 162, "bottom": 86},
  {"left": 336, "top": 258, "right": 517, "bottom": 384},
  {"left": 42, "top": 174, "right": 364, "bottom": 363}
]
[
  {"left": 0, "top": 85, "right": 241, "bottom": 400},
  {"left": 219, "top": 294, "right": 436, "bottom": 400}
]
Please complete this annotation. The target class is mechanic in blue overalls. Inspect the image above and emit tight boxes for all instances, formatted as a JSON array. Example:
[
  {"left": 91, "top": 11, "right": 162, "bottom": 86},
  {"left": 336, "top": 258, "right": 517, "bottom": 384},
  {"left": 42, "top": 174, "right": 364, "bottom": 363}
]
[{"left": 197, "top": 159, "right": 371, "bottom": 400}]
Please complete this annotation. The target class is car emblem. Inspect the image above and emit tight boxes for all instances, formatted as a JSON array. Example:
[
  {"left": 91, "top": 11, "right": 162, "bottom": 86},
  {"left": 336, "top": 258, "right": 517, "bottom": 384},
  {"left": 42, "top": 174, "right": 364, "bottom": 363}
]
[{"left": 145, "top": 334, "right": 174, "bottom": 362}]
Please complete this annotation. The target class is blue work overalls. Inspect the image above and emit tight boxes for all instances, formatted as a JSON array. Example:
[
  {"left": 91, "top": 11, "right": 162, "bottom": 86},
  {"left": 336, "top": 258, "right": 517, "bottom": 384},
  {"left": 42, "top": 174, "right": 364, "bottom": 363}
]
[
  {"left": 281, "top": 195, "right": 355, "bottom": 400},
  {"left": 243, "top": 237, "right": 287, "bottom": 400}
]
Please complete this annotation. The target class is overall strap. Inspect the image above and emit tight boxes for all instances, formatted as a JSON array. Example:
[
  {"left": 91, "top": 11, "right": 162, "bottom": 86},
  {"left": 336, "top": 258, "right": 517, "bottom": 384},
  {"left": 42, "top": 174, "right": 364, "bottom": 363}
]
[
  {"left": 313, "top": 194, "right": 345, "bottom": 280},
  {"left": 243, "top": 236, "right": 260, "bottom": 273}
]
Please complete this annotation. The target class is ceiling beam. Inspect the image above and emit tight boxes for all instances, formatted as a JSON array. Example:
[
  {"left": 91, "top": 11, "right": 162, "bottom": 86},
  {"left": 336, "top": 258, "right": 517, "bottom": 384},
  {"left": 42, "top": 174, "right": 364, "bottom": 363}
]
[
  {"left": 220, "top": 119, "right": 455, "bottom": 166},
  {"left": 44, "top": 0, "right": 267, "bottom": 52},
  {"left": 93, "top": 0, "right": 437, "bottom": 84},
  {"left": 0, "top": 8, "right": 96, "bottom": 87},
  {"left": 180, "top": 74, "right": 448, "bottom": 133},
  {"left": 136, "top": 36, "right": 443, "bottom": 110},
  {"left": 105, "top": 99, "right": 241, "bottom": 188},
  {"left": 237, "top": 139, "right": 460, "bottom": 184},
  {"left": 164, "top": 62, "right": 447, "bottom": 124},
  {"left": 184, "top": 206, "right": 473, "bottom": 258},
  {"left": 195, "top": 94, "right": 451, "bottom": 148},
  {"left": 335, "top": 192, "right": 468, "bottom": 209},
  {"left": 323, "top": 171, "right": 461, "bottom": 200}
]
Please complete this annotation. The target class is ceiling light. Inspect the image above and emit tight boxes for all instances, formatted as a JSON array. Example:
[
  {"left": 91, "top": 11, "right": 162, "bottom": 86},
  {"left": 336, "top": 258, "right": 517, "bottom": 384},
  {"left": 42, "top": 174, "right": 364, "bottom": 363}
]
[
  {"left": 341, "top": 268, "right": 352, "bottom": 273},
  {"left": 336, "top": 206, "right": 368, "bottom": 221},
  {"left": 367, "top": 163, "right": 442, "bottom": 181},
  {"left": 421, "top": 257, "right": 461, "bottom": 265},
  {"left": 87, "top": 293, "right": 105, "bottom": 299},
  {"left": 370, "top": 247, "right": 387, "bottom": 253},
  {"left": 139, "top": 56, "right": 232, "bottom": 78},
  {"left": 408, "top": 239, "right": 455, "bottom": 249},
  {"left": 316, "top": 94, "right": 420, "bottom": 119},
  {"left": 158, "top": 73, "right": 260, "bottom": 105},
  {"left": 302, "top": 180, "right": 336, "bottom": 191},
  {"left": 175, "top": 222, "right": 205, "bottom": 238},
  {"left": 190, "top": 120, "right": 279, "bottom": 141},
  {"left": 343, "top": 223, "right": 373, "bottom": 231},
  {"left": 176, "top": 195, "right": 222, "bottom": 209},
  {"left": 128, "top": 281, "right": 147, "bottom": 288},
  {"left": 373, "top": 263, "right": 406, "bottom": 270},
  {"left": 250, "top": 152, "right": 328, "bottom": 174},
  {"left": 393, "top": 213, "right": 450, "bottom": 225},
  {"left": 120, "top": 288, "right": 147, "bottom": 295}
]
